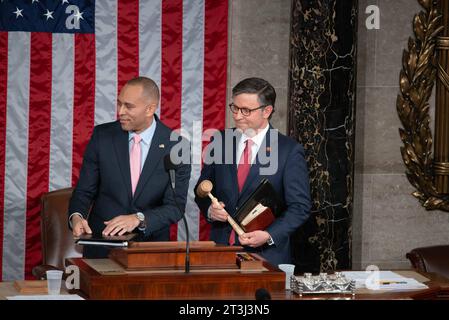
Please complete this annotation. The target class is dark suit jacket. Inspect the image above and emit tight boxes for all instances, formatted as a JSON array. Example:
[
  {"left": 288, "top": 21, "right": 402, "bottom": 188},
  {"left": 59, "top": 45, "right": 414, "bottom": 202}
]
[
  {"left": 69, "top": 117, "right": 191, "bottom": 258},
  {"left": 194, "top": 126, "right": 311, "bottom": 266}
]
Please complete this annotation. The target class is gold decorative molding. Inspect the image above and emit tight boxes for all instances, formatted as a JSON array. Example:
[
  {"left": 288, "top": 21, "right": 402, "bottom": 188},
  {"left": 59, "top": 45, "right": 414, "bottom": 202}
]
[
  {"left": 437, "top": 36, "right": 449, "bottom": 49},
  {"left": 433, "top": 161, "right": 449, "bottom": 175},
  {"left": 397, "top": 0, "right": 449, "bottom": 210}
]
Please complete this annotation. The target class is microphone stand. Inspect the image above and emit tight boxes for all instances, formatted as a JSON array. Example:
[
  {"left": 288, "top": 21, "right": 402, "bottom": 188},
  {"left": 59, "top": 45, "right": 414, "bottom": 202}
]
[{"left": 168, "top": 174, "right": 190, "bottom": 273}]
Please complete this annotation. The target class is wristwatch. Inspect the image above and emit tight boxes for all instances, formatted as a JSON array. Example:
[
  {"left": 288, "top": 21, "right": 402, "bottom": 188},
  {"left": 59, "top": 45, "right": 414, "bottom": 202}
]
[{"left": 136, "top": 212, "right": 146, "bottom": 231}]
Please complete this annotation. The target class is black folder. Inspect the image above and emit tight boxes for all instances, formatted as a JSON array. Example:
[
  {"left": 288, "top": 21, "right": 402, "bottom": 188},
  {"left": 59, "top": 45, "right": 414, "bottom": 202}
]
[
  {"left": 234, "top": 179, "right": 285, "bottom": 232},
  {"left": 75, "top": 233, "right": 137, "bottom": 247}
]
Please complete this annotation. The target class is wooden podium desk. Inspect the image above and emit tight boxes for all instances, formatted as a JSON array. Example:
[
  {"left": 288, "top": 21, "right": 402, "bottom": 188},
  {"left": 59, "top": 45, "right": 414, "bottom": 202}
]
[
  {"left": 65, "top": 255, "right": 449, "bottom": 300},
  {"left": 0, "top": 269, "right": 447, "bottom": 300},
  {"left": 66, "top": 257, "right": 285, "bottom": 300}
]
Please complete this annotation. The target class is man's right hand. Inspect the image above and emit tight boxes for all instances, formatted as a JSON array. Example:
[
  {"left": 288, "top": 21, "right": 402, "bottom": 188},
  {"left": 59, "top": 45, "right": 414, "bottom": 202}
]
[
  {"left": 72, "top": 215, "right": 92, "bottom": 237},
  {"left": 209, "top": 201, "right": 229, "bottom": 222}
]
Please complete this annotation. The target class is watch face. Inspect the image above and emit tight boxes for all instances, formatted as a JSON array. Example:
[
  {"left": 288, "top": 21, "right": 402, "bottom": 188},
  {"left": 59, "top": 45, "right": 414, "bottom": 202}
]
[
  {"left": 136, "top": 212, "right": 145, "bottom": 221},
  {"left": 136, "top": 212, "right": 146, "bottom": 231}
]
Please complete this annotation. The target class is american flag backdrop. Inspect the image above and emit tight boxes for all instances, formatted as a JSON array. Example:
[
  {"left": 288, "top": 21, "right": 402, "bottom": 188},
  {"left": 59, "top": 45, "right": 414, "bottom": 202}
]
[{"left": 0, "top": 0, "right": 228, "bottom": 280}]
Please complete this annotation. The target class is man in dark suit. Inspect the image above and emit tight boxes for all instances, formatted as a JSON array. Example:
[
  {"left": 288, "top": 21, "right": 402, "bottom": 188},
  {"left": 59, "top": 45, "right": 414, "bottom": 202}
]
[
  {"left": 195, "top": 77, "right": 311, "bottom": 266},
  {"left": 69, "top": 76, "right": 191, "bottom": 258}
]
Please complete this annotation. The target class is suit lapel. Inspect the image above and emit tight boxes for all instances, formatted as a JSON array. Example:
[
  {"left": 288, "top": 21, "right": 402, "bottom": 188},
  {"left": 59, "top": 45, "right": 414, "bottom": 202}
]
[
  {"left": 113, "top": 125, "right": 133, "bottom": 200},
  {"left": 229, "top": 130, "right": 239, "bottom": 196},
  {"left": 133, "top": 121, "right": 167, "bottom": 200}
]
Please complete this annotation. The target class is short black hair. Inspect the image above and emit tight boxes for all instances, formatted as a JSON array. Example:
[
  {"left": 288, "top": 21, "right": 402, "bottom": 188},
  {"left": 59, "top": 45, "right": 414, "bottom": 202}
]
[
  {"left": 126, "top": 76, "right": 160, "bottom": 103},
  {"left": 232, "top": 77, "right": 276, "bottom": 118}
]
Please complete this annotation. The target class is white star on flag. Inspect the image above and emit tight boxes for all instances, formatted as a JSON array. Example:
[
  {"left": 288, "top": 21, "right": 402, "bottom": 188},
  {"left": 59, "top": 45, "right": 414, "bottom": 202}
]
[
  {"left": 44, "top": 9, "right": 54, "bottom": 21},
  {"left": 31, "top": 0, "right": 39, "bottom": 4},
  {"left": 62, "top": 0, "right": 69, "bottom": 4},
  {"left": 13, "top": 7, "right": 24, "bottom": 18},
  {"left": 74, "top": 10, "right": 84, "bottom": 21}
]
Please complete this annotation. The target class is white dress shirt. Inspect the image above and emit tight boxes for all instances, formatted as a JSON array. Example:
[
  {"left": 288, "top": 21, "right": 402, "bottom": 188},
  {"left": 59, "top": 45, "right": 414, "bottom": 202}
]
[{"left": 235, "top": 124, "right": 270, "bottom": 166}]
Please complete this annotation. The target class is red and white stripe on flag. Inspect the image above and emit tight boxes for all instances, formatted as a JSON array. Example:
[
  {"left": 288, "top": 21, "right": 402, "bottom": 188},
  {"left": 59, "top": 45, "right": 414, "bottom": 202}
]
[{"left": 0, "top": 0, "right": 227, "bottom": 280}]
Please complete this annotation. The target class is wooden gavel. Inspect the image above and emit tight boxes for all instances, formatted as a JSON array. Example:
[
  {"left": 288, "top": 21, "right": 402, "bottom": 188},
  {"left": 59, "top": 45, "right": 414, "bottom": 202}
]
[{"left": 196, "top": 180, "right": 245, "bottom": 236}]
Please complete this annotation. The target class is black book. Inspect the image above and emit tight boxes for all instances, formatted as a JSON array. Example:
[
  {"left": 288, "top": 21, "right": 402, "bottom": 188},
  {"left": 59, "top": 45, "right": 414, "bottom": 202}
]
[
  {"left": 75, "top": 233, "right": 137, "bottom": 247},
  {"left": 234, "top": 179, "right": 285, "bottom": 232}
]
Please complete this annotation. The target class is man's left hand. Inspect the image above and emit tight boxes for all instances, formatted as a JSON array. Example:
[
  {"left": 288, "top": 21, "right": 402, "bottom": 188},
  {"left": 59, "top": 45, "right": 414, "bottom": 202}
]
[
  {"left": 239, "top": 230, "right": 271, "bottom": 248},
  {"left": 103, "top": 214, "right": 140, "bottom": 236}
]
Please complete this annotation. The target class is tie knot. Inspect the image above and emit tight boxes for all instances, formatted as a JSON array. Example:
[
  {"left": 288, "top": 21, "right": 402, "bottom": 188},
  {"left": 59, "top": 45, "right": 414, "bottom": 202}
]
[
  {"left": 133, "top": 134, "right": 142, "bottom": 144},
  {"left": 245, "top": 139, "right": 254, "bottom": 148}
]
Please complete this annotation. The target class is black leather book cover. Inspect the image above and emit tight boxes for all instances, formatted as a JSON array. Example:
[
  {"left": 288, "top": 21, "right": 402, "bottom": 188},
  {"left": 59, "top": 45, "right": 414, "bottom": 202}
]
[
  {"left": 75, "top": 233, "right": 137, "bottom": 247},
  {"left": 235, "top": 179, "right": 285, "bottom": 232}
]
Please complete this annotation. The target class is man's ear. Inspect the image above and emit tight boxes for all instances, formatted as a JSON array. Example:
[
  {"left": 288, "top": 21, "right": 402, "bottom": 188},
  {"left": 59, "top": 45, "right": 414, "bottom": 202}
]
[
  {"left": 146, "top": 102, "right": 158, "bottom": 116},
  {"left": 263, "top": 105, "right": 273, "bottom": 118}
]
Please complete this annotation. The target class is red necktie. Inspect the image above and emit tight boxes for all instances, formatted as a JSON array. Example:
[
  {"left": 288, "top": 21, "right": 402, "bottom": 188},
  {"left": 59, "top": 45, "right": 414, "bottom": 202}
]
[
  {"left": 237, "top": 139, "right": 253, "bottom": 192},
  {"left": 230, "top": 139, "right": 254, "bottom": 245}
]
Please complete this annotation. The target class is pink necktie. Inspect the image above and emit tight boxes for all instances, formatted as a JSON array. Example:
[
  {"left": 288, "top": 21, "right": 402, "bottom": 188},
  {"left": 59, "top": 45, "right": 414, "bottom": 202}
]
[
  {"left": 130, "top": 134, "right": 142, "bottom": 195},
  {"left": 230, "top": 139, "right": 254, "bottom": 245}
]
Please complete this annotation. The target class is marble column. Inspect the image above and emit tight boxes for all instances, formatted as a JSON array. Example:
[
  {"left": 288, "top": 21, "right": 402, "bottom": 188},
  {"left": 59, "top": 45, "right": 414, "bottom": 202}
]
[{"left": 288, "top": 0, "right": 357, "bottom": 272}]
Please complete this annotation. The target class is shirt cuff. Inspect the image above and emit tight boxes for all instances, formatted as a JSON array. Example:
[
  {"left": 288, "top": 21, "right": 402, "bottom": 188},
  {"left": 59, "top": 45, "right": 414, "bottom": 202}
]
[
  {"left": 207, "top": 206, "right": 213, "bottom": 222},
  {"left": 68, "top": 212, "right": 84, "bottom": 229},
  {"left": 267, "top": 233, "right": 275, "bottom": 246}
]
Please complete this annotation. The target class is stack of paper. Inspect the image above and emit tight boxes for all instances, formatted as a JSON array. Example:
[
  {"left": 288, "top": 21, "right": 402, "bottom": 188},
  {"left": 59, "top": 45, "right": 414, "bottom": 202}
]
[{"left": 341, "top": 271, "right": 428, "bottom": 291}]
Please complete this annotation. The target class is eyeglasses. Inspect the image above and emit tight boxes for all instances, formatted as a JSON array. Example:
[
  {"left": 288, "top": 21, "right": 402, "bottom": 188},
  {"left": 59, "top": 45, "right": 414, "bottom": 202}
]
[{"left": 228, "top": 103, "right": 267, "bottom": 116}]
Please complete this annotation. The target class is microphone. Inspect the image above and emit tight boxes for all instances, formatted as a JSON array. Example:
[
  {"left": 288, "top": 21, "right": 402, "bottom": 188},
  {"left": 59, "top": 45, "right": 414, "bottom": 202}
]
[
  {"left": 255, "top": 288, "right": 271, "bottom": 300},
  {"left": 164, "top": 155, "right": 177, "bottom": 190},
  {"left": 164, "top": 154, "right": 190, "bottom": 273}
]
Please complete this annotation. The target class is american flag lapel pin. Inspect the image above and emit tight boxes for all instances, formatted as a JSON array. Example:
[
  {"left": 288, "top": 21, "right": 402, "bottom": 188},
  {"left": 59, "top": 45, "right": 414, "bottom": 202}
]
[{"left": 266, "top": 146, "right": 271, "bottom": 153}]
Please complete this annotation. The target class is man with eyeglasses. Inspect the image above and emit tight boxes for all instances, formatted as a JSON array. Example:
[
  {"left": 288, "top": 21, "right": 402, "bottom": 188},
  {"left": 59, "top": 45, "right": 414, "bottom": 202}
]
[
  {"left": 68, "top": 76, "right": 191, "bottom": 258},
  {"left": 195, "top": 77, "right": 311, "bottom": 267}
]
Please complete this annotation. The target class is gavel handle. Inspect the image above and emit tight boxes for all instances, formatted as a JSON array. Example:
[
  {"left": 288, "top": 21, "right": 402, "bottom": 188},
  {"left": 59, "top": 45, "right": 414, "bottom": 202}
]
[
  {"left": 207, "top": 193, "right": 245, "bottom": 236},
  {"left": 226, "top": 215, "right": 245, "bottom": 236}
]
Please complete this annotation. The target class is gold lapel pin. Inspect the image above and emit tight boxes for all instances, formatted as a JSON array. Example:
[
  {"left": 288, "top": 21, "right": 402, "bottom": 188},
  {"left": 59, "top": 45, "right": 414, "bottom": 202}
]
[
  {"left": 266, "top": 147, "right": 271, "bottom": 152},
  {"left": 159, "top": 144, "right": 165, "bottom": 148}
]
